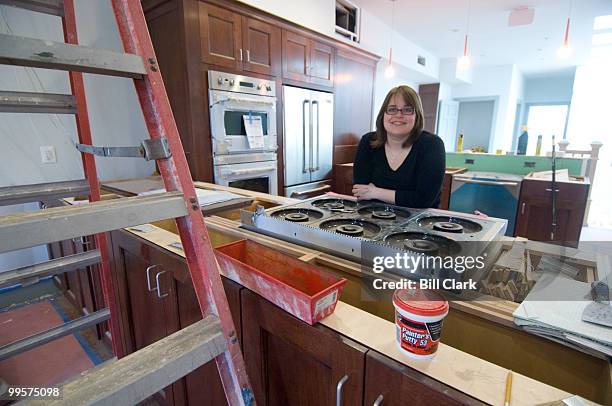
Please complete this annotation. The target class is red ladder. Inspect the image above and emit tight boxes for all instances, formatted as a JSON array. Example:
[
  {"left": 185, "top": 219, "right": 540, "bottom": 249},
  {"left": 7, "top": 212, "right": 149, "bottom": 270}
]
[{"left": 0, "top": 0, "right": 254, "bottom": 404}]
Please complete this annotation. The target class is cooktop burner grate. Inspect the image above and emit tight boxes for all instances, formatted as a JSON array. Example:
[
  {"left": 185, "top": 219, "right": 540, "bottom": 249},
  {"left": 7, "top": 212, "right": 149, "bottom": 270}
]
[
  {"left": 383, "top": 232, "right": 461, "bottom": 256},
  {"left": 357, "top": 205, "right": 412, "bottom": 221},
  {"left": 311, "top": 198, "right": 358, "bottom": 213},
  {"left": 416, "top": 216, "right": 483, "bottom": 234},
  {"left": 270, "top": 208, "right": 324, "bottom": 222},
  {"left": 318, "top": 218, "right": 382, "bottom": 239}
]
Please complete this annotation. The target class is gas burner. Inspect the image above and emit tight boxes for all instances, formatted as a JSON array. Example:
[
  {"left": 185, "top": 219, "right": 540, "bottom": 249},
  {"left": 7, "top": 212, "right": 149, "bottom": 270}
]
[
  {"left": 319, "top": 219, "right": 381, "bottom": 239},
  {"left": 416, "top": 216, "right": 483, "bottom": 234},
  {"left": 311, "top": 198, "right": 357, "bottom": 212},
  {"left": 270, "top": 208, "right": 324, "bottom": 222},
  {"left": 358, "top": 205, "right": 411, "bottom": 221},
  {"left": 383, "top": 232, "right": 461, "bottom": 256}
]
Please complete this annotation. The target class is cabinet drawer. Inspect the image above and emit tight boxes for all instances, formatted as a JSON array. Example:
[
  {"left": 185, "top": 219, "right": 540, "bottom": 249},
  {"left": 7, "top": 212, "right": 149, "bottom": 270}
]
[{"left": 520, "top": 178, "right": 588, "bottom": 201}]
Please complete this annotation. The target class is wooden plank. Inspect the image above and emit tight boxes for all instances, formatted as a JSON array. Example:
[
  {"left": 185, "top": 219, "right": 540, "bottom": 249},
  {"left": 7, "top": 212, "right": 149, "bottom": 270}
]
[
  {"left": 0, "top": 33, "right": 146, "bottom": 78},
  {"left": 24, "top": 316, "right": 226, "bottom": 406},
  {"left": 0, "top": 249, "right": 100, "bottom": 288},
  {"left": 0, "top": 179, "right": 89, "bottom": 206},
  {"left": 0, "top": 192, "right": 187, "bottom": 253},
  {"left": 0, "top": 309, "right": 110, "bottom": 361},
  {"left": 0, "top": 0, "right": 64, "bottom": 16},
  {"left": 0, "top": 91, "right": 76, "bottom": 114}
]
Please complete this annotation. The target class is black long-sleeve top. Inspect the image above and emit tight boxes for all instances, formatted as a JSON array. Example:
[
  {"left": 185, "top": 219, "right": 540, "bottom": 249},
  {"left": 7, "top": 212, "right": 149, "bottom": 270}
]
[{"left": 353, "top": 131, "right": 446, "bottom": 208}]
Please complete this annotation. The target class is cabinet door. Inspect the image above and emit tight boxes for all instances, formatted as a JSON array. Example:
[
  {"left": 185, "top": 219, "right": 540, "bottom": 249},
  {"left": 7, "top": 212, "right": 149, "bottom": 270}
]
[
  {"left": 60, "top": 239, "right": 84, "bottom": 311},
  {"left": 310, "top": 40, "right": 334, "bottom": 87},
  {"left": 178, "top": 277, "right": 243, "bottom": 406},
  {"left": 515, "top": 196, "right": 583, "bottom": 247},
  {"left": 364, "top": 351, "right": 485, "bottom": 405},
  {"left": 200, "top": 2, "right": 243, "bottom": 70},
  {"left": 241, "top": 289, "right": 366, "bottom": 405},
  {"left": 282, "top": 30, "right": 310, "bottom": 82},
  {"left": 242, "top": 17, "right": 280, "bottom": 76},
  {"left": 110, "top": 231, "right": 180, "bottom": 405}
]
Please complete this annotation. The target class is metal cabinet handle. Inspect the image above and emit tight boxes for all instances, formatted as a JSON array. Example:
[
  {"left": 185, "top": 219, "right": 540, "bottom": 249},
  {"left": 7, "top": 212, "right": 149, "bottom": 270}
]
[
  {"left": 336, "top": 374, "right": 349, "bottom": 406},
  {"left": 521, "top": 202, "right": 526, "bottom": 215},
  {"left": 155, "top": 270, "right": 169, "bottom": 299},
  {"left": 239, "top": 48, "right": 243, "bottom": 61},
  {"left": 545, "top": 188, "right": 560, "bottom": 192},
  {"left": 146, "top": 264, "right": 161, "bottom": 292},
  {"left": 373, "top": 394, "right": 384, "bottom": 406},
  {"left": 246, "top": 49, "right": 251, "bottom": 62}
]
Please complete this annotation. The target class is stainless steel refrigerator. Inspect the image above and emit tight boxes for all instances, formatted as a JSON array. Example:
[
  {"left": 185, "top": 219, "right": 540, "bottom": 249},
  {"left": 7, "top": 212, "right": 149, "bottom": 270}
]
[{"left": 282, "top": 85, "right": 334, "bottom": 198}]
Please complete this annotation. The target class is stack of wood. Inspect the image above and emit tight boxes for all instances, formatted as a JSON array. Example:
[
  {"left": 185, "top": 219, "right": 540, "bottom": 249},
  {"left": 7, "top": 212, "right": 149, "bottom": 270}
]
[{"left": 479, "top": 242, "right": 536, "bottom": 302}]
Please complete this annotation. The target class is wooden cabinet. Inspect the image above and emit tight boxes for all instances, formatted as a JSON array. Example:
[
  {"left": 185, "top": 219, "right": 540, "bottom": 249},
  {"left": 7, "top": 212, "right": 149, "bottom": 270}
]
[
  {"left": 364, "top": 351, "right": 484, "bottom": 405},
  {"left": 282, "top": 30, "right": 334, "bottom": 87},
  {"left": 418, "top": 83, "right": 440, "bottom": 134},
  {"left": 200, "top": 2, "right": 280, "bottom": 76},
  {"left": 109, "top": 229, "right": 243, "bottom": 405},
  {"left": 515, "top": 178, "right": 589, "bottom": 247},
  {"left": 241, "top": 289, "right": 366, "bottom": 405}
]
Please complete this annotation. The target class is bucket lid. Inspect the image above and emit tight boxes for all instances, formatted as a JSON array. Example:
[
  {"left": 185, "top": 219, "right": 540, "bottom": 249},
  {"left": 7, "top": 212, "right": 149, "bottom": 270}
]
[{"left": 393, "top": 289, "right": 449, "bottom": 317}]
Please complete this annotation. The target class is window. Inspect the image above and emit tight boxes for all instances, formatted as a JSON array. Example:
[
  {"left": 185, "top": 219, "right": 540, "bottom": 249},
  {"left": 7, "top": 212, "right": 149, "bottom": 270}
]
[
  {"left": 525, "top": 104, "right": 569, "bottom": 155},
  {"left": 335, "top": 0, "right": 360, "bottom": 43}
]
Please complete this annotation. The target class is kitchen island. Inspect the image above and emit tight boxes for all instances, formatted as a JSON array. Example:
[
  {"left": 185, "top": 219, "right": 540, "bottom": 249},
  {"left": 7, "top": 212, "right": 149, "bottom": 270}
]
[{"left": 50, "top": 177, "right": 610, "bottom": 405}]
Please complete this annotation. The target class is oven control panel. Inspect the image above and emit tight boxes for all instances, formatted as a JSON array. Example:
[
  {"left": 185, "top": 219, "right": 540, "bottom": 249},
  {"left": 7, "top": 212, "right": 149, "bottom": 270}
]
[{"left": 208, "top": 70, "right": 276, "bottom": 97}]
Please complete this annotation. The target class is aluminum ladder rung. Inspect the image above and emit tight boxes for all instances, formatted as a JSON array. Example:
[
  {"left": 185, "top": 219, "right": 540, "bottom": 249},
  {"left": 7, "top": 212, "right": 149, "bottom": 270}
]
[
  {"left": 0, "top": 90, "right": 76, "bottom": 114},
  {"left": 0, "top": 191, "right": 188, "bottom": 253},
  {"left": 0, "top": 249, "right": 100, "bottom": 288},
  {"left": 0, "top": 33, "right": 147, "bottom": 79},
  {"left": 0, "top": 0, "right": 64, "bottom": 16},
  {"left": 22, "top": 315, "right": 226, "bottom": 406},
  {"left": 0, "top": 179, "right": 90, "bottom": 206},
  {"left": 0, "top": 309, "right": 110, "bottom": 361}
]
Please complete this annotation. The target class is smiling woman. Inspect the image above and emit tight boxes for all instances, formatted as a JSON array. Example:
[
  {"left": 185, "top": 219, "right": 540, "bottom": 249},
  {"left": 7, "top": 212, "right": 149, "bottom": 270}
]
[{"left": 352, "top": 85, "right": 446, "bottom": 208}]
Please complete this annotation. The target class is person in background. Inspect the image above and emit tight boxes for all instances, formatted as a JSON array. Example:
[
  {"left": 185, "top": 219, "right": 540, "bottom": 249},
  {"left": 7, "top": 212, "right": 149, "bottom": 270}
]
[{"left": 352, "top": 85, "right": 445, "bottom": 208}]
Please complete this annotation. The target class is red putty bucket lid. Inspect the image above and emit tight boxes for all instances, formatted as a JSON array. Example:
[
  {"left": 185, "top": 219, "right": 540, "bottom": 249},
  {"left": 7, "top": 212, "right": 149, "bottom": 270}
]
[{"left": 393, "top": 289, "right": 449, "bottom": 317}]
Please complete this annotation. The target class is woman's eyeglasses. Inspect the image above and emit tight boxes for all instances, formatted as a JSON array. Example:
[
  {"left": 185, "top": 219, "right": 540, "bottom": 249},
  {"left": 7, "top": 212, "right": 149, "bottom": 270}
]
[{"left": 385, "top": 106, "right": 415, "bottom": 116}]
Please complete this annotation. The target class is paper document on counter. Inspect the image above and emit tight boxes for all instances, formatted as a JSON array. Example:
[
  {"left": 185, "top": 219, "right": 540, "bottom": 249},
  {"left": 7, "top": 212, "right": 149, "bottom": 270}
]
[
  {"left": 243, "top": 115, "right": 264, "bottom": 149},
  {"left": 138, "top": 188, "right": 246, "bottom": 207}
]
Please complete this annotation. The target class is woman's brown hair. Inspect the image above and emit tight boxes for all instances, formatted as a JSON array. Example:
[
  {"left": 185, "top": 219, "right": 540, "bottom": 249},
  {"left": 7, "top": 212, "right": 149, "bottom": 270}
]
[{"left": 371, "top": 85, "right": 425, "bottom": 148}]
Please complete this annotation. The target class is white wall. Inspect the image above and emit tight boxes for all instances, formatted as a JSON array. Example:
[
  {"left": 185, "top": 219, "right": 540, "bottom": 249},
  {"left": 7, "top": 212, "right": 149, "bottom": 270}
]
[
  {"left": 450, "top": 64, "right": 524, "bottom": 152},
  {"left": 0, "top": 2, "right": 155, "bottom": 272},
  {"left": 524, "top": 74, "right": 575, "bottom": 104}
]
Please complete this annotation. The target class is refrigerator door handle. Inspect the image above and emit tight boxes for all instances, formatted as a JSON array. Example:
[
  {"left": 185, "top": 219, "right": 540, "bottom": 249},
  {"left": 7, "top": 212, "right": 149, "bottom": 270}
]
[
  {"left": 311, "top": 100, "right": 320, "bottom": 172},
  {"left": 302, "top": 99, "right": 309, "bottom": 173}
]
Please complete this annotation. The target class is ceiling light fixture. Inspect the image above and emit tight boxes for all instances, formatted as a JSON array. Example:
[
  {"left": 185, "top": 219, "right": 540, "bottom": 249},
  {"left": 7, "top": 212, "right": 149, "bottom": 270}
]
[
  {"left": 457, "top": 0, "right": 472, "bottom": 70},
  {"left": 384, "top": 0, "right": 396, "bottom": 78},
  {"left": 557, "top": 0, "right": 573, "bottom": 59}
]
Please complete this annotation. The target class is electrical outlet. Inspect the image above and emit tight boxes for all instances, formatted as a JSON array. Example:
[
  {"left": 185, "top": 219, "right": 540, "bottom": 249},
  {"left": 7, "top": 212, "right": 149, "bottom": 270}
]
[{"left": 40, "top": 146, "right": 57, "bottom": 164}]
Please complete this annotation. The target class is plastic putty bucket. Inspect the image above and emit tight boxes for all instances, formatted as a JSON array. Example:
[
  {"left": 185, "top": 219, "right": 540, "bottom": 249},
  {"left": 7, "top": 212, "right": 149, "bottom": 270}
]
[{"left": 393, "top": 289, "right": 449, "bottom": 359}]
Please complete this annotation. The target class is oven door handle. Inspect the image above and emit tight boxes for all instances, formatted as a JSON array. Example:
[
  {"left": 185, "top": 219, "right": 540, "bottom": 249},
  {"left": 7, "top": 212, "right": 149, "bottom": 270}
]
[
  {"left": 302, "top": 99, "right": 310, "bottom": 173},
  {"left": 225, "top": 166, "right": 276, "bottom": 176}
]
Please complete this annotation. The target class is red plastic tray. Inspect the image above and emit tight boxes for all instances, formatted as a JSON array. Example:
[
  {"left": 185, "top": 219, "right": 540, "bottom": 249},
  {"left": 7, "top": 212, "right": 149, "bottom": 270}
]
[{"left": 215, "top": 239, "right": 347, "bottom": 325}]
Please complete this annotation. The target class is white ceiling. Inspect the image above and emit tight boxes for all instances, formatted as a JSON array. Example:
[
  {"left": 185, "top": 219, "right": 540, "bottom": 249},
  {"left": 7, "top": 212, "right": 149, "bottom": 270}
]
[{"left": 358, "top": 0, "right": 612, "bottom": 76}]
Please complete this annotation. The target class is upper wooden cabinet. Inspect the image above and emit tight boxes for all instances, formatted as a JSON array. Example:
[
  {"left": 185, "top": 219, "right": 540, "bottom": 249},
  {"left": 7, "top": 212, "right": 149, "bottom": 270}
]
[
  {"left": 200, "top": 2, "right": 281, "bottom": 76},
  {"left": 282, "top": 29, "right": 334, "bottom": 87}
]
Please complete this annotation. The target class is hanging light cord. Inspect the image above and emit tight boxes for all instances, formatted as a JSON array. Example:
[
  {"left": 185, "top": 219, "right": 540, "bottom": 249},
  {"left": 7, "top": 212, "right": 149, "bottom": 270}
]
[
  {"left": 389, "top": 0, "right": 395, "bottom": 64},
  {"left": 465, "top": 0, "right": 472, "bottom": 56}
]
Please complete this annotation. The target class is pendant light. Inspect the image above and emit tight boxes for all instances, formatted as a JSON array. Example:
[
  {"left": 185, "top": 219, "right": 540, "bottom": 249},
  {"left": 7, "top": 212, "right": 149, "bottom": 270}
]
[
  {"left": 384, "top": 0, "right": 396, "bottom": 78},
  {"left": 457, "top": 0, "right": 472, "bottom": 70},
  {"left": 557, "top": 0, "right": 573, "bottom": 58}
]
